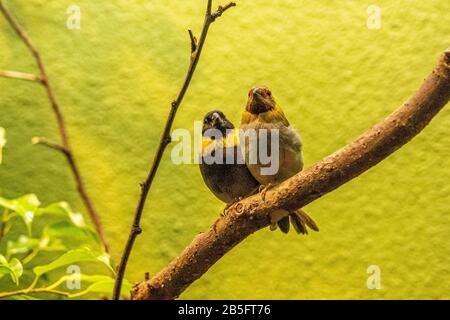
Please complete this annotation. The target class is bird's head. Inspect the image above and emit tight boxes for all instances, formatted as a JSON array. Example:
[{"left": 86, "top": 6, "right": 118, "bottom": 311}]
[
  {"left": 202, "top": 110, "right": 234, "bottom": 138},
  {"left": 245, "top": 86, "right": 276, "bottom": 115}
]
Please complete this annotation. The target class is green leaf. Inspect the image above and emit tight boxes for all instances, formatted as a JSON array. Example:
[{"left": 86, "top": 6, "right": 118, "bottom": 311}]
[
  {"left": 37, "top": 201, "right": 71, "bottom": 216},
  {"left": 0, "top": 255, "right": 23, "bottom": 285},
  {"left": 38, "top": 236, "right": 67, "bottom": 252},
  {"left": 74, "top": 274, "right": 114, "bottom": 283},
  {"left": 44, "top": 274, "right": 130, "bottom": 298},
  {"left": 0, "top": 127, "right": 6, "bottom": 164},
  {"left": 6, "top": 235, "right": 40, "bottom": 257},
  {"left": 0, "top": 194, "right": 40, "bottom": 212},
  {"left": 38, "top": 202, "right": 86, "bottom": 227},
  {"left": 8, "top": 258, "right": 23, "bottom": 285},
  {"left": 44, "top": 221, "right": 100, "bottom": 245},
  {"left": 0, "top": 197, "right": 17, "bottom": 212},
  {"left": 33, "top": 247, "right": 113, "bottom": 277},
  {"left": 68, "top": 276, "right": 132, "bottom": 298},
  {"left": 49, "top": 274, "right": 114, "bottom": 289},
  {"left": 6, "top": 235, "right": 66, "bottom": 265},
  {"left": 0, "top": 194, "right": 40, "bottom": 236}
]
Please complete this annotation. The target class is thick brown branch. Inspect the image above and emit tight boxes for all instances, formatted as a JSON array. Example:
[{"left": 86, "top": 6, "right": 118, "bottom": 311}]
[
  {"left": 112, "top": 0, "right": 236, "bottom": 300},
  {"left": 131, "top": 47, "right": 450, "bottom": 300},
  {"left": 0, "top": 70, "right": 42, "bottom": 82},
  {"left": 0, "top": 1, "right": 109, "bottom": 253}
]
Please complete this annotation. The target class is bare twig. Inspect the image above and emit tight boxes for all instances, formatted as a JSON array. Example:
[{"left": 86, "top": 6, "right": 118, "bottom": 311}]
[
  {"left": 0, "top": 288, "right": 69, "bottom": 299},
  {"left": 210, "top": 2, "right": 236, "bottom": 21},
  {"left": 0, "top": 1, "right": 109, "bottom": 253},
  {"left": 0, "top": 70, "right": 42, "bottom": 82},
  {"left": 112, "top": 0, "right": 236, "bottom": 300},
  {"left": 31, "top": 136, "right": 68, "bottom": 154},
  {"left": 131, "top": 47, "right": 450, "bottom": 300},
  {"left": 188, "top": 30, "right": 197, "bottom": 54}
]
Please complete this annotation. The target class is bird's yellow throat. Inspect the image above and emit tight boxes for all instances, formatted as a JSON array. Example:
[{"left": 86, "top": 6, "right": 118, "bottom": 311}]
[
  {"left": 201, "top": 130, "right": 240, "bottom": 154},
  {"left": 241, "top": 105, "right": 289, "bottom": 126}
]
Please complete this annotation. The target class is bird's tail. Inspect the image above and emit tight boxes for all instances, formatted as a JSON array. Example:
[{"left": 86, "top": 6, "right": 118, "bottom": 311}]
[
  {"left": 289, "top": 209, "right": 319, "bottom": 234},
  {"left": 272, "top": 209, "right": 319, "bottom": 235}
]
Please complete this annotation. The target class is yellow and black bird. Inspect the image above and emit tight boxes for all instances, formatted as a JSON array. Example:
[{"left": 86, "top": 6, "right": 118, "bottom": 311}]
[
  {"left": 240, "top": 86, "right": 319, "bottom": 234},
  {"left": 199, "top": 110, "right": 260, "bottom": 205}
]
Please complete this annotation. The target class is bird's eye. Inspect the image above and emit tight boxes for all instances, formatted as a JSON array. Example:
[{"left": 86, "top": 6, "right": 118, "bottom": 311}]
[{"left": 267, "top": 91, "right": 272, "bottom": 97}]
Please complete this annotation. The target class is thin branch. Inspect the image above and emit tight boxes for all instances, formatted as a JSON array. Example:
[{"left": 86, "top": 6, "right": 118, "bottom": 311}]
[
  {"left": 112, "top": 0, "right": 236, "bottom": 300},
  {"left": 0, "top": 70, "right": 42, "bottom": 82},
  {"left": 31, "top": 136, "right": 68, "bottom": 154},
  {"left": 0, "top": 287, "right": 69, "bottom": 299},
  {"left": 188, "top": 30, "right": 197, "bottom": 54},
  {"left": 131, "top": 47, "right": 450, "bottom": 300},
  {"left": 0, "top": 1, "right": 109, "bottom": 253},
  {"left": 210, "top": 2, "right": 236, "bottom": 21}
]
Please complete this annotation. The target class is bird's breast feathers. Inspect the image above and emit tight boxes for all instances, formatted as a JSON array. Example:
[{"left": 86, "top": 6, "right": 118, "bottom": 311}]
[
  {"left": 201, "top": 129, "right": 240, "bottom": 155},
  {"left": 241, "top": 105, "right": 289, "bottom": 127}
]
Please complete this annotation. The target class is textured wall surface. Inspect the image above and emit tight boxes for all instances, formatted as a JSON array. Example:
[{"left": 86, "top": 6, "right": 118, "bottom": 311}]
[{"left": 0, "top": 0, "right": 449, "bottom": 299}]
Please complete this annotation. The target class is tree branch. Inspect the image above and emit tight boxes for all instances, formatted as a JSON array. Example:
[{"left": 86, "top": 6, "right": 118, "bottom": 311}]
[
  {"left": 188, "top": 30, "right": 197, "bottom": 54},
  {"left": 0, "top": 70, "right": 42, "bottom": 82},
  {"left": 31, "top": 136, "right": 68, "bottom": 154},
  {"left": 112, "top": 0, "right": 236, "bottom": 300},
  {"left": 0, "top": 288, "right": 69, "bottom": 299},
  {"left": 131, "top": 47, "right": 450, "bottom": 300},
  {"left": 0, "top": 1, "right": 109, "bottom": 253}
]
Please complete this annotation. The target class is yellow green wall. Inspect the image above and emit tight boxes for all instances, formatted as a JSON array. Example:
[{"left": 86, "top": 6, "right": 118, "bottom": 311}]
[{"left": 1, "top": 0, "right": 449, "bottom": 299}]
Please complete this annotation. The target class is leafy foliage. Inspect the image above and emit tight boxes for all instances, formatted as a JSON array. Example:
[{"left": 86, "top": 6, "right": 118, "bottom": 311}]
[
  {"left": 0, "top": 194, "right": 131, "bottom": 299},
  {"left": 0, "top": 255, "right": 23, "bottom": 285}
]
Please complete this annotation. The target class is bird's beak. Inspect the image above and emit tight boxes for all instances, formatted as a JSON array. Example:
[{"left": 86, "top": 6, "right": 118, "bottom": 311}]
[
  {"left": 247, "top": 89, "right": 274, "bottom": 114},
  {"left": 252, "top": 90, "right": 264, "bottom": 104},
  {"left": 215, "top": 117, "right": 227, "bottom": 130}
]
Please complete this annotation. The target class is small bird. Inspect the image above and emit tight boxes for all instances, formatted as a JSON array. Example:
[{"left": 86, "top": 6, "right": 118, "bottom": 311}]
[
  {"left": 240, "top": 86, "right": 319, "bottom": 234},
  {"left": 199, "top": 110, "right": 260, "bottom": 205}
]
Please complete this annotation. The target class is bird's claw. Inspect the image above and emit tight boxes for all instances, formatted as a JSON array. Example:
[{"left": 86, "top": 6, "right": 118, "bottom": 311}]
[
  {"left": 259, "top": 183, "right": 275, "bottom": 201},
  {"left": 222, "top": 197, "right": 243, "bottom": 217}
]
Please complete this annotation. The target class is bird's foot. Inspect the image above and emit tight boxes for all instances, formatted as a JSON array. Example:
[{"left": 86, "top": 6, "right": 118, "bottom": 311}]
[
  {"left": 269, "top": 222, "right": 278, "bottom": 231},
  {"left": 212, "top": 218, "right": 221, "bottom": 233},
  {"left": 221, "top": 197, "right": 243, "bottom": 217},
  {"left": 259, "top": 183, "right": 275, "bottom": 201}
]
